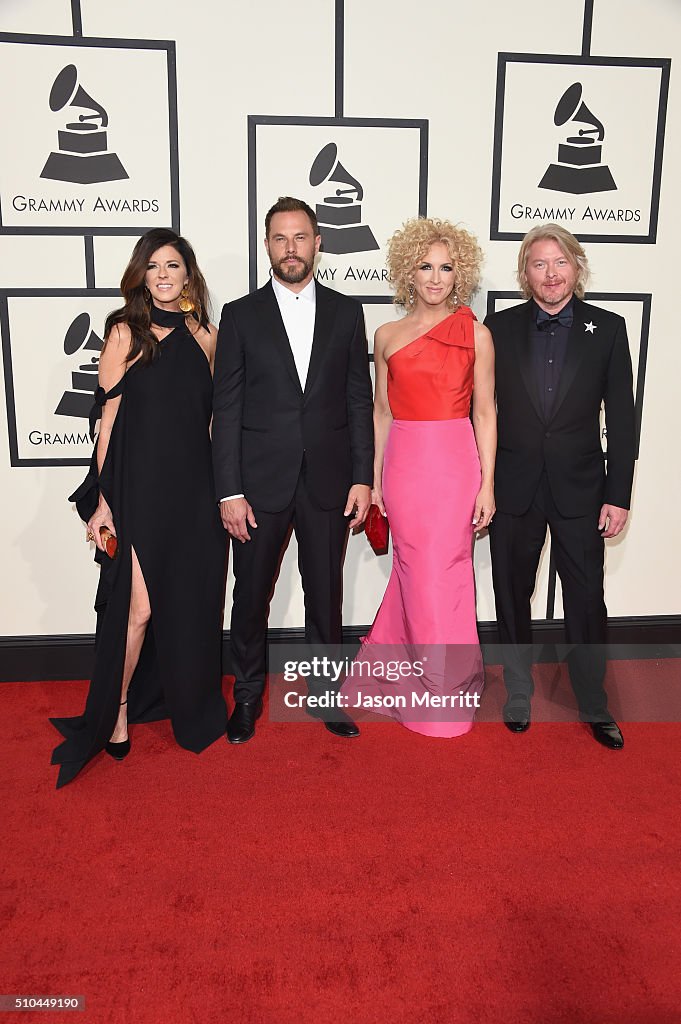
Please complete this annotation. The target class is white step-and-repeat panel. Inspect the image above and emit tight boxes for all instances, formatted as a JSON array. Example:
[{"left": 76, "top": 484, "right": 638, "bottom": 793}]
[{"left": 0, "top": 0, "right": 677, "bottom": 635}]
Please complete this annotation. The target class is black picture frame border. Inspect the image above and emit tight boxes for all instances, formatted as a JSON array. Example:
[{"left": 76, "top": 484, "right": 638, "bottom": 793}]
[
  {"left": 0, "top": 31, "right": 180, "bottom": 237},
  {"left": 490, "top": 52, "right": 671, "bottom": 244},
  {"left": 1, "top": 286, "right": 120, "bottom": 468},
  {"left": 247, "top": 114, "right": 429, "bottom": 301}
]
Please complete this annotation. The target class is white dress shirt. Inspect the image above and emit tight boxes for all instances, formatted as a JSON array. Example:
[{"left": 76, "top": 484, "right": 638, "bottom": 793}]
[
  {"left": 271, "top": 274, "right": 316, "bottom": 387},
  {"left": 221, "top": 276, "right": 316, "bottom": 503}
]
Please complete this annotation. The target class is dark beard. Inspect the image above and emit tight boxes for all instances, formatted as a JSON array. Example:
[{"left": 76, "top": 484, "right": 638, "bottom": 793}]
[{"left": 272, "top": 255, "right": 313, "bottom": 284}]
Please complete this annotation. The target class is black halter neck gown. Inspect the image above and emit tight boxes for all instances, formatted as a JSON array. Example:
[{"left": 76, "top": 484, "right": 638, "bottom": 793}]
[{"left": 51, "top": 307, "right": 228, "bottom": 787}]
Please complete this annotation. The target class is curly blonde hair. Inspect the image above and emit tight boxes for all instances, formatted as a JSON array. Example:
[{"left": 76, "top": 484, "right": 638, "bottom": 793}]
[{"left": 387, "top": 217, "right": 483, "bottom": 311}]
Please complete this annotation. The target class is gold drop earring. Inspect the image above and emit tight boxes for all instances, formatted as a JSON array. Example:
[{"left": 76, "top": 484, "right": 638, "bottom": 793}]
[{"left": 179, "top": 283, "right": 194, "bottom": 313}]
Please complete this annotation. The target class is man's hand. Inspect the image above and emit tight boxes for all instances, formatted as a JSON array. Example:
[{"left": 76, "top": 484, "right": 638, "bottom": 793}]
[
  {"left": 220, "top": 497, "right": 257, "bottom": 543},
  {"left": 345, "top": 484, "right": 371, "bottom": 530},
  {"left": 598, "top": 503, "right": 628, "bottom": 539}
]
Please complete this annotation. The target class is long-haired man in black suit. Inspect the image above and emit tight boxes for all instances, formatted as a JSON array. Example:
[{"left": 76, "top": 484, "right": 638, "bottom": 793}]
[
  {"left": 212, "top": 197, "right": 374, "bottom": 744},
  {"left": 484, "top": 224, "right": 635, "bottom": 748}
]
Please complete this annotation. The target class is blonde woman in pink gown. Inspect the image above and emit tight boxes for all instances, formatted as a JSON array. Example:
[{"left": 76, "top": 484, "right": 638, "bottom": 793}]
[{"left": 342, "top": 218, "right": 496, "bottom": 737}]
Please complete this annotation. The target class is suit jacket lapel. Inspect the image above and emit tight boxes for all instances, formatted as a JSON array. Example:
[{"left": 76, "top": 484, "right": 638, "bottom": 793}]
[
  {"left": 513, "top": 301, "right": 544, "bottom": 423},
  {"left": 548, "top": 296, "right": 589, "bottom": 422},
  {"left": 304, "top": 282, "right": 335, "bottom": 398},
  {"left": 257, "top": 281, "right": 302, "bottom": 394}
]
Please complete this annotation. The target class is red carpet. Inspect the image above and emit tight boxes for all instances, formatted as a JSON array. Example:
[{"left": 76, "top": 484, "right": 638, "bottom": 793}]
[{"left": 3, "top": 673, "right": 681, "bottom": 1024}]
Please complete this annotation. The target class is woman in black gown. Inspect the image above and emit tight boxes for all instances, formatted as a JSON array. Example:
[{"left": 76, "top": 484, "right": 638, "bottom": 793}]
[{"left": 51, "top": 229, "right": 228, "bottom": 788}]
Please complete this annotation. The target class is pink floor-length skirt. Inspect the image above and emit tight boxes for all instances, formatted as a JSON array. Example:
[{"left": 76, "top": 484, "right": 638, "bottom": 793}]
[{"left": 342, "top": 417, "right": 484, "bottom": 737}]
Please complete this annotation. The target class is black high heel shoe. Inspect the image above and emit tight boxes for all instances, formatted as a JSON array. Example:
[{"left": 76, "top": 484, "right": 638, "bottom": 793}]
[{"left": 105, "top": 699, "right": 131, "bottom": 760}]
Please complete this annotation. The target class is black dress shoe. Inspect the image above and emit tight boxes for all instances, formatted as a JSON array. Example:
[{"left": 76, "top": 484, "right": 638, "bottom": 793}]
[
  {"left": 502, "top": 695, "right": 531, "bottom": 733},
  {"left": 306, "top": 707, "right": 360, "bottom": 738},
  {"left": 227, "top": 699, "right": 263, "bottom": 744},
  {"left": 590, "top": 721, "right": 624, "bottom": 749}
]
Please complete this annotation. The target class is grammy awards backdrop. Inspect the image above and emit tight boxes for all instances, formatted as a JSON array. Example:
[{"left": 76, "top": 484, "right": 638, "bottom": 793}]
[{"left": 0, "top": 0, "right": 678, "bottom": 665}]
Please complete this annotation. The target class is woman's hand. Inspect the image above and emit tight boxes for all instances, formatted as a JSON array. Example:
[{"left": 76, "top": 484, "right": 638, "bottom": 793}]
[
  {"left": 371, "top": 486, "right": 386, "bottom": 518},
  {"left": 472, "top": 485, "right": 495, "bottom": 533},
  {"left": 86, "top": 498, "right": 116, "bottom": 552}
]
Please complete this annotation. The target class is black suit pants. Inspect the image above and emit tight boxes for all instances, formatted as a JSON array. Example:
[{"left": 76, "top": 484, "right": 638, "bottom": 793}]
[
  {"left": 489, "top": 472, "right": 610, "bottom": 721},
  {"left": 229, "top": 466, "right": 348, "bottom": 703}
]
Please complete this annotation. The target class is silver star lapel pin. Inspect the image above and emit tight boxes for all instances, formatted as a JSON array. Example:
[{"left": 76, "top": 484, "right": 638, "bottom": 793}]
[{"left": 584, "top": 321, "right": 596, "bottom": 333}]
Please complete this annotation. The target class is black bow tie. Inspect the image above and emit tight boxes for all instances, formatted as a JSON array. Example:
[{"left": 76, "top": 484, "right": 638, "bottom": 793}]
[{"left": 536, "top": 307, "right": 573, "bottom": 331}]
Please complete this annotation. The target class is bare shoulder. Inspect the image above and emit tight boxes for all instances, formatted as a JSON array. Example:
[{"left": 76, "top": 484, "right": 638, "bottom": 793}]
[
  {"left": 103, "top": 321, "right": 132, "bottom": 355},
  {"left": 473, "top": 320, "right": 494, "bottom": 351},
  {"left": 373, "top": 320, "right": 400, "bottom": 361},
  {"left": 190, "top": 319, "right": 217, "bottom": 362},
  {"left": 99, "top": 322, "right": 131, "bottom": 388},
  {"left": 101, "top": 322, "right": 132, "bottom": 370},
  {"left": 189, "top": 319, "right": 217, "bottom": 340},
  {"left": 374, "top": 319, "right": 403, "bottom": 345}
]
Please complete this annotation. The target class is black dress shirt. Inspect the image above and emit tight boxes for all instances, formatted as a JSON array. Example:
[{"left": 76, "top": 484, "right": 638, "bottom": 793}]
[{"left": 529, "top": 299, "right": 573, "bottom": 420}]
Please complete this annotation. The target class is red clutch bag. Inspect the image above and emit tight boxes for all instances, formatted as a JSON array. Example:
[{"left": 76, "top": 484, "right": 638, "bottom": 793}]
[
  {"left": 100, "top": 526, "right": 118, "bottom": 559},
  {"left": 365, "top": 504, "right": 389, "bottom": 555}
]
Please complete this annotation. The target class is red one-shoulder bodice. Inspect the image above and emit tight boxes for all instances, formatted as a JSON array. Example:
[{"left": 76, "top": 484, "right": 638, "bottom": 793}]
[{"left": 387, "top": 306, "right": 477, "bottom": 420}]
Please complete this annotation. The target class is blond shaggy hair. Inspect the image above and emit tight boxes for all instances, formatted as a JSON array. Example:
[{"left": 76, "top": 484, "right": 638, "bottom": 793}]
[
  {"left": 517, "top": 223, "right": 590, "bottom": 300},
  {"left": 387, "top": 217, "right": 483, "bottom": 311}
]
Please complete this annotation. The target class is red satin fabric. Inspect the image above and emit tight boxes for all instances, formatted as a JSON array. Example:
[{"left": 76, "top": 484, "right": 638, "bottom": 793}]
[{"left": 387, "top": 306, "right": 476, "bottom": 421}]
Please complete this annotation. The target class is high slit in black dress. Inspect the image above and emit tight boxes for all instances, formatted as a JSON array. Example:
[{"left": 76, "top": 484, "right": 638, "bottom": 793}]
[{"left": 51, "top": 311, "right": 228, "bottom": 788}]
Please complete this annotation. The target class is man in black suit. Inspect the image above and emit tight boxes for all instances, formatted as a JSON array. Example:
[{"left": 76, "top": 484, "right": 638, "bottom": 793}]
[
  {"left": 484, "top": 224, "right": 635, "bottom": 748},
  {"left": 212, "top": 196, "right": 374, "bottom": 743}
]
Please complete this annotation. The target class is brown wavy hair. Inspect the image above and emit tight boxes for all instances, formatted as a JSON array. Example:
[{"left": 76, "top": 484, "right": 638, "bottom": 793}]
[
  {"left": 387, "top": 217, "right": 483, "bottom": 311},
  {"left": 105, "top": 228, "right": 211, "bottom": 365}
]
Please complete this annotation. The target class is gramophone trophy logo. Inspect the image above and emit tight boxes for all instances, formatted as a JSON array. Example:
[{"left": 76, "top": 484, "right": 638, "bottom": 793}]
[
  {"left": 40, "top": 64, "right": 128, "bottom": 185},
  {"left": 54, "top": 312, "right": 103, "bottom": 418},
  {"left": 1, "top": 292, "right": 119, "bottom": 466},
  {"left": 248, "top": 115, "right": 427, "bottom": 299},
  {"left": 539, "top": 83, "right": 616, "bottom": 195},
  {"left": 309, "top": 143, "right": 379, "bottom": 255},
  {"left": 490, "top": 55, "right": 669, "bottom": 243},
  {"left": 0, "top": 35, "right": 178, "bottom": 233}
]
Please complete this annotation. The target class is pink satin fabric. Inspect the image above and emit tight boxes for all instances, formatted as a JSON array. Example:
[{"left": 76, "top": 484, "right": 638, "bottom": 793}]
[{"left": 341, "top": 309, "right": 484, "bottom": 737}]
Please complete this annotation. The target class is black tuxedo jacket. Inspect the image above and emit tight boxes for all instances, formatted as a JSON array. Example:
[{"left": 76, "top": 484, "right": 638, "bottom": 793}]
[
  {"left": 212, "top": 280, "right": 374, "bottom": 512},
  {"left": 484, "top": 297, "right": 635, "bottom": 517}
]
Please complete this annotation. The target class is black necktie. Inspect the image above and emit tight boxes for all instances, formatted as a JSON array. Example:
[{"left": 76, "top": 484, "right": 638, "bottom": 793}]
[{"left": 536, "top": 308, "right": 573, "bottom": 331}]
